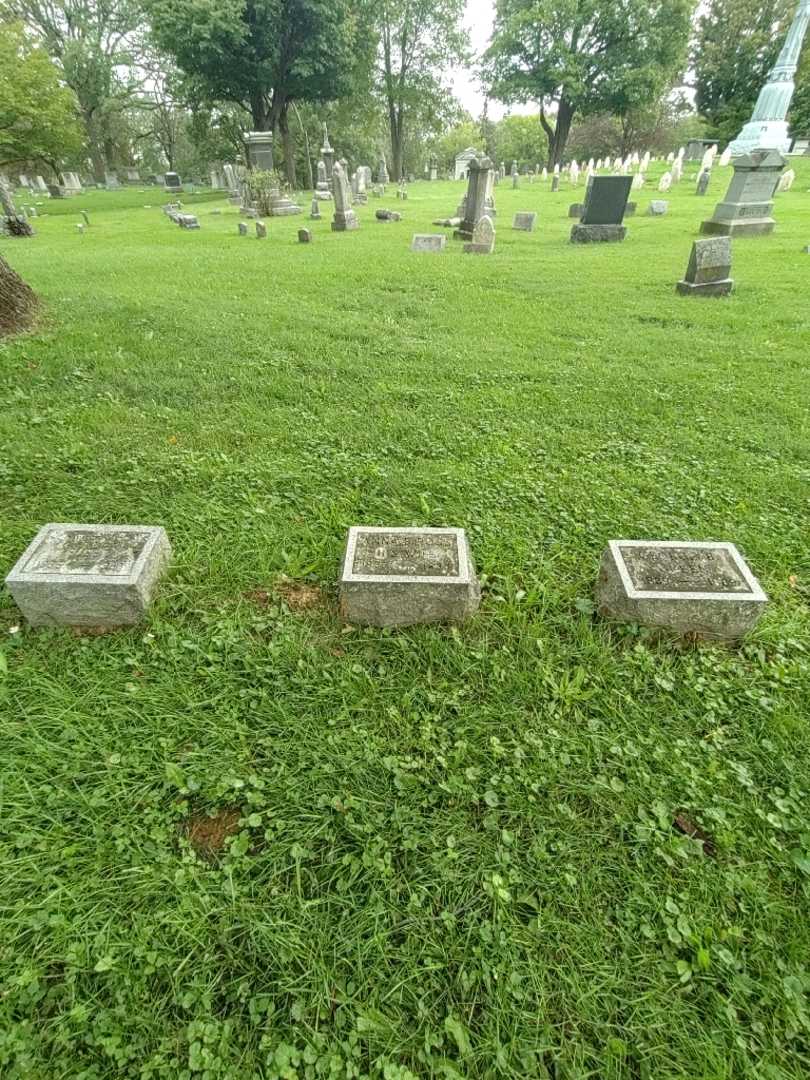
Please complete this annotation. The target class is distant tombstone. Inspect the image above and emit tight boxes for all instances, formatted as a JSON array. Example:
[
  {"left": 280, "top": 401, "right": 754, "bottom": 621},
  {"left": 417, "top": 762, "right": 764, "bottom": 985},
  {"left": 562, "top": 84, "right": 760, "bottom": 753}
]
[
  {"left": 241, "top": 207, "right": 260, "bottom": 219},
  {"left": 411, "top": 233, "right": 446, "bottom": 252},
  {"left": 596, "top": 539, "right": 766, "bottom": 640},
  {"left": 631, "top": 172, "right": 645, "bottom": 190},
  {"left": 511, "top": 160, "right": 519, "bottom": 188},
  {"left": 105, "top": 172, "right": 121, "bottom": 190},
  {"left": 339, "top": 526, "right": 480, "bottom": 627},
  {"left": 310, "top": 197, "right": 321, "bottom": 219},
  {"left": 396, "top": 180, "right": 408, "bottom": 200},
  {"left": 164, "top": 171, "right": 181, "bottom": 192},
  {"left": 35, "top": 176, "right": 48, "bottom": 192},
  {"left": 571, "top": 175, "right": 632, "bottom": 243},
  {"left": 696, "top": 168, "right": 711, "bottom": 195},
  {"left": 19, "top": 174, "right": 30, "bottom": 188},
  {"left": 658, "top": 171, "right": 673, "bottom": 192},
  {"left": 624, "top": 201, "right": 637, "bottom": 216},
  {"left": 646, "top": 200, "right": 669, "bottom": 216},
  {"left": 718, "top": 147, "right": 733, "bottom": 167},
  {"left": 238, "top": 222, "right": 248, "bottom": 236},
  {"left": 376, "top": 209, "right": 402, "bottom": 221},
  {"left": 5, "top": 523, "right": 172, "bottom": 628},
  {"left": 512, "top": 211, "right": 536, "bottom": 231},
  {"left": 331, "top": 162, "right": 359, "bottom": 231},
  {"left": 676, "top": 236, "right": 733, "bottom": 297},
  {"left": 298, "top": 228, "right": 312, "bottom": 243},
  {"left": 463, "top": 213, "right": 495, "bottom": 254},
  {"left": 256, "top": 221, "right": 267, "bottom": 238},
  {"left": 453, "top": 156, "right": 492, "bottom": 240},
  {"left": 671, "top": 159, "right": 683, "bottom": 184},
  {"left": 377, "top": 155, "right": 389, "bottom": 185},
  {"left": 124, "top": 167, "right": 140, "bottom": 183},
  {"left": 177, "top": 214, "right": 200, "bottom": 229},
  {"left": 551, "top": 174, "right": 560, "bottom": 192},
  {"left": 568, "top": 202, "right": 585, "bottom": 218},
  {"left": 47, "top": 184, "right": 65, "bottom": 199},
  {"left": 777, "top": 168, "right": 795, "bottom": 192},
  {"left": 700, "top": 149, "right": 784, "bottom": 236},
  {"left": 541, "top": 167, "right": 548, "bottom": 180}
]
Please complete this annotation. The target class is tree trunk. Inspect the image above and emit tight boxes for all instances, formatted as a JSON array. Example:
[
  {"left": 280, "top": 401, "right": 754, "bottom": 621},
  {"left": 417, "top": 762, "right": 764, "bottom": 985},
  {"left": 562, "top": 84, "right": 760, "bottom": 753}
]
[
  {"left": 389, "top": 104, "right": 404, "bottom": 181},
  {"left": 0, "top": 253, "right": 37, "bottom": 337},
  {"left": 540, "top": 97, "right": 575, "bottom": 167},
  {"left": 279, "top": 104, "right": 296, "bottom": 187}
]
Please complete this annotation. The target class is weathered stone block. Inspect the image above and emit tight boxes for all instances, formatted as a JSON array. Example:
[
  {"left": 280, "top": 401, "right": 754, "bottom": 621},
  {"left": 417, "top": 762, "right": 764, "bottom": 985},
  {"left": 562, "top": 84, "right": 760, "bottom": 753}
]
[
  {"left": 677, "top": 236, "right": 733, "bottom": 296},
  {"left": 596, "top": 539, "right": 767, "bottom": 640},
  {"left": 646, "top": 200, "right": 669, "bottom": 215},
  {"left": 238, "top": 223, "right": 248, "bottom": 236},
  {"left": 570, "top": 224, "right": 627, "bottom": 243},
  {"left": 298, "top": 228, "right": 312, "bottom": 243},
  {"left": 377, "top": 209, "right": 402, "bottom": 221},
  {"left": 5, "top": 523, "right": 171, "bottom": 628},
  {"left": 339, "top": 527, "right": 480, "bottom": 627},
  {"left": 411, "top": 234, "right": 446, "bottom": 252},
  {"left": 256, "top": 222, "right": 267, "bottom": 238},
  {"left": 512, "top": 212, "right": 536, "bottom": 231},
  {"left": 568, "top": 203, "right": 585, "bottom": 218}
]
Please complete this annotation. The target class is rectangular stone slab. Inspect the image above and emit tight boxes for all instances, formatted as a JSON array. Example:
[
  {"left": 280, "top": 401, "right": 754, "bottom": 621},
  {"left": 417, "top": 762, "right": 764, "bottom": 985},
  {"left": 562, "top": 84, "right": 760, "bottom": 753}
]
[
  {"left": 512, "top": 212, "right": 536, "bottom": 231},
  {"left": 411, "top": 234, "right": 446, "bottom": 252},
  {"left": 570, "top": 224, "right": 627, "bottom": 244},
  {"left": 339, "top": 526, "right": 480, "bottom": 627},
  {"left": 5, "top": 523, "right": 171, "bottom": 627},
  {"left": 581, "top": 176, "right": 632, "bottom": 225},
  {"left": 596, "top": 539, "right": 767, "bottom": 640}
]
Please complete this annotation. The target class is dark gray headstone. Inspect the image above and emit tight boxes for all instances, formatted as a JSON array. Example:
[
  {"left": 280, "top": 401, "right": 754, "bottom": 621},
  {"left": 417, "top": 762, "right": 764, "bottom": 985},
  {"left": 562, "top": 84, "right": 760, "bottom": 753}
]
[{"left": 582, "top": 176, "right": 633, "bottom": 225}]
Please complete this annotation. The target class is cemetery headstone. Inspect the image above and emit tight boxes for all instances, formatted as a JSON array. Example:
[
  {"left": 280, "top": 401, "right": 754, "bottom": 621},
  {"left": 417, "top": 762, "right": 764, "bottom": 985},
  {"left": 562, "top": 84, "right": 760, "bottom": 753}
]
[
  {"left": 676, "top": 236, "right": 733, "bottom": 296},
  {"left": 570, "top": 175, "right": 632, "bottom": 243},
  {"left": 298, "top": 228, "right": 312, "bottom": 243},
  {"left": 331, "top": 162, "right": 359, "bottom": 231},
  {"left": 551, "top": 174, "right": 560, "bottom": 192},
  {"left": 596, "top": 539, "right": 766, "bottom": 640},
  {"left": 256, "top": 221, "right": 267, "bottom": 238},
  {"left": 164, "top": 171, "right": 182, "bottom": 192},
  {"left": 463, "top": 213, "right": 495, "bottom": 254},
  {"left": 411, "top": 234, "right": 446, "bottom": 252},
  {"left": 696, "top": 168, "right": 712, "bottom": 195},
  {"left": 646, "top": 200, "right": 669, "bottom": 215},
  {"left": 777, "top": 167, "right": 795, "bottom": 191},
  {"left": 5, "top": 523, "right": 172, "bottom": 628},
  {"left": 658, "top": 171, "right": 673, "bottom": 191},
  {"left": 454, "top": 156, "right": 493, "bottom": 240},
  {"left": 310, "top": 197, "right": 321, "bottom": 219},
  {"left": 568, "top": 203, "right": 585, "bottom": 218},
  {"left": 339, "top": 526, "right": 480, "bottom": 627},
  {"left": 177, "top": 214, "right": 200, "bottom": 229},
  {"left": 700, "top": 149, "right": 784, "bottom": 236},
  {"left": 512, "top": 212, "right": 536, "bottom": 231},
  {"left": 238, "top": 223, "right": 248, "bottom": 236},
  {"left": 377, "top": 209, "right": 402, "bottom": 221}
]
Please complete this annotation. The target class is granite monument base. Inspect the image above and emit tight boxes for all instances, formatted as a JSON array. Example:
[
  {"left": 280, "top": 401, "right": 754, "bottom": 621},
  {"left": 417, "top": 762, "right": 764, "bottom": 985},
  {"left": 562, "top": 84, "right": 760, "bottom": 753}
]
[{"left": 570, "top": 224, "right": 627, "bottom": 243}]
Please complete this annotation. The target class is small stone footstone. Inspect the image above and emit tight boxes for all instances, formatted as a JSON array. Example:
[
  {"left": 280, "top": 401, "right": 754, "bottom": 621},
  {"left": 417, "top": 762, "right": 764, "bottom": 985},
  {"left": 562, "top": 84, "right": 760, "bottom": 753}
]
[
  {"left": 411, "top": 234, "right": 446, "bottom": 252},
  {"left": 298, "top": 228, "right": 312, "bottom": 243},
  {"left": 256, "top": 222, "right": 267, "bottom": 238},
  {"left": 238, "top": 222, "right": 248, "bottom": 236},
  {"left": 676, "top": 236, "right": 733, "bottom": 297},
  {"left": 568, "top": 203, "right": 585, "bottom": 218},
  {"left": 376, "top": 209, "right": 402, "bottom": 221},
  {"left": 463, "top": 214, "right": 495, "bottom": 254},
  {"left": 696, "top": 169, "right": 711, "bottom": 196},
  {"left": 646, "top": 200, "right": 669, "bottom": 215},
  {"left": 5, "top": 523, "right": 172, "bottom": 628},
  {"left": 512, "top": 212, "right": 536, "bottom": 231},
  {"left": 310, "top": 198, "right": 321, "bottom": 220},
  {"left": 571, "top": 175, "right": 632, "bottom": 244},
  {"left": 177, "top": 214, "right": 200, "bottom": 229},
  {"left": 596, "top": 539, "right": 767, "bottom": 641},
  {"left": 551, "top": 174, "right": 560, "bottom": 192},
  {"left": 339, "top": 526, "right": 480, "bottom": 627}
]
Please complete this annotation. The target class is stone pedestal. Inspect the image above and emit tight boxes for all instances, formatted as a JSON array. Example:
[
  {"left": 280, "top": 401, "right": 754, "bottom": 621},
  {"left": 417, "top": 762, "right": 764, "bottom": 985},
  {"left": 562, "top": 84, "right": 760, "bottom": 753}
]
[
  {"left": 570, "top": 224, "right": 626, "bottom": 243},
  {"left": 596, "top": 540, "right": 767, "bottom": 640},
  {"left": 5, "top": 524, "right": 171, "bottom": 628},
  {"left": 700, "top": 149, "right": 784, "bottom": 236},
  {"left": 244, "top": 131, "right": 301, "bottom": 216},
  {"left": 339, "top": 526, "right": 480, "bottom": 627}
]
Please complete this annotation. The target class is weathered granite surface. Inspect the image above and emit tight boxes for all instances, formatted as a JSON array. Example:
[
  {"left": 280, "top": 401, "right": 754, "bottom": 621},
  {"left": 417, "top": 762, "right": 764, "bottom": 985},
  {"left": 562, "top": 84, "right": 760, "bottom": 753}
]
[
  {"left": 463, "top": 214, "right": 494, "bottom": 254},
  {"left": 512, "top": 212, "right": 536, "bottom": 231},
  {"left": 298, "top": 228, "right": 312, "bottom": 243},
  {"left": 339, "top": 526, "right": 480, "bottom": 627},
  {"left": 700, "top": 149, "right": 784, "bottom": 236},
  {"left": 677, "top": 236, "right": 733, "bottom": 296},
  {"left": 646, "top": 200, "right": 669, "bottom": 215},
  {"left": 5, "top": 524, "right": 172, "bottom": 627},
  {"left": 570, "top": 223, "right": 627, "bottom": 243},
  {"left": 411, "top": 234, "right": 446, "bottom": 252},
  {"left": 596, "top": 539, "right": 767, "bottom": 640}
]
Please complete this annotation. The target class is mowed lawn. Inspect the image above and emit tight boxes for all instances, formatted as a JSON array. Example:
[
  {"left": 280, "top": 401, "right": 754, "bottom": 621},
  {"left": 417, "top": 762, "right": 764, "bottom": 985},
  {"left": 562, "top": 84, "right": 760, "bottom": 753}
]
[{"left": 1, "top": 163, "right": 809, "bottom": 1079}]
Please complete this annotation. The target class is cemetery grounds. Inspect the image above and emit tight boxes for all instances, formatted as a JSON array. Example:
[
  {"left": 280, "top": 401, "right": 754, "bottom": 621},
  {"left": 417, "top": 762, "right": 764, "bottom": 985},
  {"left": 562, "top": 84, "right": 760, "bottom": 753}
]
[{"left": 1, "top": 161, "right": 809, "bottom": 1079}]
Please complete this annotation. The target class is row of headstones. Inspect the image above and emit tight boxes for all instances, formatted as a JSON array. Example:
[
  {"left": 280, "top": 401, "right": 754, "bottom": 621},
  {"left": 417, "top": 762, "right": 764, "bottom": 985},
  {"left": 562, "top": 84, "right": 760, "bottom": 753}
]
[{"left": 4, "top": 524, "right": 767, "bottom": 644}]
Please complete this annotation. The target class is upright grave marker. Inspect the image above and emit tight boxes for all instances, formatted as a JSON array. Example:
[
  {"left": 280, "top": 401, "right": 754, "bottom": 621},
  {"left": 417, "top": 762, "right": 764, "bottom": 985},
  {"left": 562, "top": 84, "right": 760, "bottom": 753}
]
[
  {"left": 676, "top": 237, "right": 733, "bottom": 296},
  {"left": 454, "top": 156, "right": 492, "bottom": 241},
  {"left": 512, "top": 212, "right": 536, "bottom": 231},
  {"left": 331, "top": 163, "right": 359, "bottom": 231},
  {"left": 570, "top": 175, "right": 632, "bottom": 243},
  {"left": 700, "top": 149, "right": 784, "bottom": 236}
]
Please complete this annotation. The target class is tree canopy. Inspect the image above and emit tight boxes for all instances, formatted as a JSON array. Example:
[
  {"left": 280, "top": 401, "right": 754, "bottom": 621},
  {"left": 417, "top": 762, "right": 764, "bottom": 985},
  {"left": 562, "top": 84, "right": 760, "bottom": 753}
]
[
  {"left": 0, "top": 19, "right": 82, "bottom": 169},
  {"left": 484, "top": 0, "right": 694, "bottom": 165}
]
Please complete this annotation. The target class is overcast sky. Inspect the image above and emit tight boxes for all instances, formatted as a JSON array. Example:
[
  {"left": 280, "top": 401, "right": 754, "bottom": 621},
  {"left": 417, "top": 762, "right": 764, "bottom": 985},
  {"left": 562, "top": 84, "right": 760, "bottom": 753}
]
[{"left": 453, "top": 0, "right": 535, "bottom": 119}]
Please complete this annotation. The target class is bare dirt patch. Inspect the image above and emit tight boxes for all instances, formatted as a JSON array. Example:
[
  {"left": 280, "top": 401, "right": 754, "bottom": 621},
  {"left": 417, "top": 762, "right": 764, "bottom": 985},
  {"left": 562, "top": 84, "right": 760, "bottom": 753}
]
[
  {"left": 244, "top": 580, "right": 326, "bottom": 612},
  {"left": 184, "top": 807, "right": 241, "bottom": 859}
]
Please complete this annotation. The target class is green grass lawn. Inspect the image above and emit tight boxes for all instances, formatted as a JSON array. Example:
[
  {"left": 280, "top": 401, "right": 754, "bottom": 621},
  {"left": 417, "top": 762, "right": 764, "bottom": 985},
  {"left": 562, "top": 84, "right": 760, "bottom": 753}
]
[{"left": 1, "top": 162, "right": 809, "bottom": 1079}]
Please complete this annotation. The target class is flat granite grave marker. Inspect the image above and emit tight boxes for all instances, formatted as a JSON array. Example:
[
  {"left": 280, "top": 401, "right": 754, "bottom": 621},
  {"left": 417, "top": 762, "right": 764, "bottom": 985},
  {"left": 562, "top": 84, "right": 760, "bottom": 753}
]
[
  {"left": 512, "top": 212, "right": 536, "bottom": 231},
  {"left": 571, "top": 175, "right": 632, "bottom": 243},
  {"left": 411, "top": 233, "right": 446, "bottom": 252},
  {"left": 339, "top": 526, "right": 480, "bottom": 627},
  {"left": 5, "top": 523, "right": 171, "bottom": 628},
  {"left": 596, "top": 539, "right": 766, "bottom": 640},
  {"left": 676, "top": 236, "right": 733, "bottom": 296},
  {"left": 646, "top": 200, "right": 669, "bottom": 215}
]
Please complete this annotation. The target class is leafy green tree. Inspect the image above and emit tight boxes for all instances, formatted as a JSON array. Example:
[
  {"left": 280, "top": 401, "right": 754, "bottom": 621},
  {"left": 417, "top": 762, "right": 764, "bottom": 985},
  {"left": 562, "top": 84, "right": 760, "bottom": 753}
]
[
  {"left": 430, "top": 118, "right": 480, "bottom": 173},
  {"left": 484, "top": 0, "right": 694, "bottom": 166},
  {"left": 0, "top": 20, "right": 82, "bottom": 171},
  {"left": 374, "top": 0, "right": 470, "bottom": 180},
  {"left": 693, "top": 0, "right": 795, "bottom": 145},
  {"left": 1, "top": 0, "right": 142, "bottom": 180},
  {"left": 145, "top": 0, "right": 359, "bottom": 184},
  {"left": 492, "top": 114, "right": 548, "bottom": 169}
]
